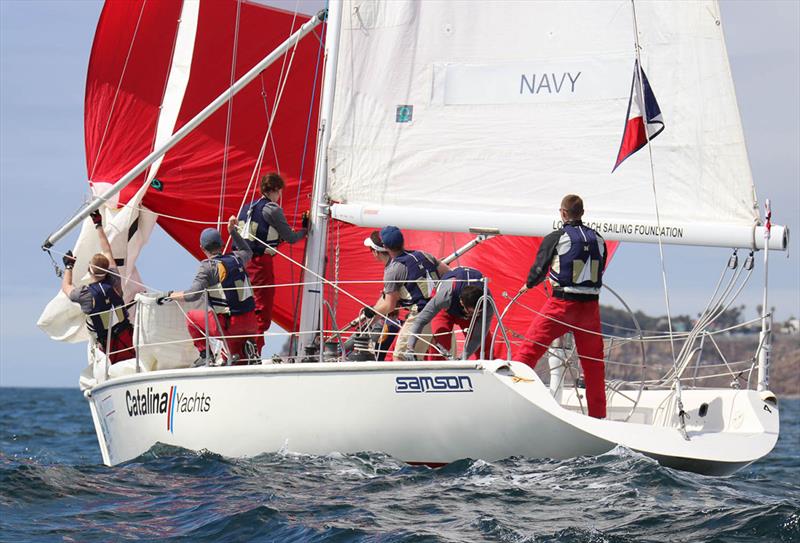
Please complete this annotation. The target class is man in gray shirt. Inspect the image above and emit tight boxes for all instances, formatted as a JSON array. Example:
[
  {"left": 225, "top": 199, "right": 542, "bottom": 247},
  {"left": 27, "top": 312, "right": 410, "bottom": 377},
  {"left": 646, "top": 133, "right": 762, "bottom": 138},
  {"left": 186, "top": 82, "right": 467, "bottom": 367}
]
[
  {"left": 61, "top": 210, "right": 134, "bottom": 363},
  {"left": 406, "top": 266, "right": 496, "bottom": 360},
  {"left": 168, "top": 216, "right": 257, "bottom": 365},
  {"left": 238, "top": 172, "right": 308, "bottom": 352},
  {"left": 371, "top": 226, "right": 450, "bottom": 360}
]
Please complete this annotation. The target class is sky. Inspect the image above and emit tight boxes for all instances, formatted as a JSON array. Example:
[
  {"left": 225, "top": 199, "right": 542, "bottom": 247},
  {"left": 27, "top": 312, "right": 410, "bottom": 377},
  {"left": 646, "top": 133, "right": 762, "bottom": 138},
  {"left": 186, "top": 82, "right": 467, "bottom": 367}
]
[{"left": 1, "top": 0, "right": 798, "bottom": 388}]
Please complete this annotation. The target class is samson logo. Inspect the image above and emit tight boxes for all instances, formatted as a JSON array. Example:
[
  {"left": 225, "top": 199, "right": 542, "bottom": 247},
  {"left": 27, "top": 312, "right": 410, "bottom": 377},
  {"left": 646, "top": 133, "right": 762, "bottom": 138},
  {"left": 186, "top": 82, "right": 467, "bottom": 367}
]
[
  {"left": 395, "top": 375, "right": 474, "bottom": 394},
  {"left": 125, "top": 385, "right": 212, "bottom": 433}
]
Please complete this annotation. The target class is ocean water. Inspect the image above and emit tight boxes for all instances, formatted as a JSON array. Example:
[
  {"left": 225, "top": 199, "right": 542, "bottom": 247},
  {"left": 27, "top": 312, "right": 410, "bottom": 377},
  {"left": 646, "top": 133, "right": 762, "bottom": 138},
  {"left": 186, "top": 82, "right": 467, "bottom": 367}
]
[{"left": 0, "top": 388, "right": 797, "bottom": 543}]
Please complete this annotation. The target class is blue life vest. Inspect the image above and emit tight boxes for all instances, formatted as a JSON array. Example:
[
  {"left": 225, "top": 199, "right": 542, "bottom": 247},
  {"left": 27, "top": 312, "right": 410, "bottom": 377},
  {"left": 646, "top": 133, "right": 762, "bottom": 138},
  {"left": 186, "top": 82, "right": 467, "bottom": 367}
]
[
  {"left": 207, "top": 254, "right": 255, "bottom": 315},
  {"left": 393, "top": 250, "right": 440, "bottom": 311},
  {"left": 548, "top": 224, "right": 603, "bottom": 291},
  {"left": 238, "top": 198, "right": 281, "bottom": 255},
  {"left": 86, "top": 278, "right": 129, "bottom": 344},
  {"left": 442, "top": 267, "right": 483, "bottom": 319}
]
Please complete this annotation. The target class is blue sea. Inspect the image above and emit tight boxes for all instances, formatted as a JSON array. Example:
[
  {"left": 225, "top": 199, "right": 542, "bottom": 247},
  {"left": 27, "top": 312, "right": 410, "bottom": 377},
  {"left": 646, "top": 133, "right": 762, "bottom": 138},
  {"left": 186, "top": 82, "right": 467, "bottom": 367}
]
[{"left": 1, "top": 388, "right": 797, "bottom": 543}]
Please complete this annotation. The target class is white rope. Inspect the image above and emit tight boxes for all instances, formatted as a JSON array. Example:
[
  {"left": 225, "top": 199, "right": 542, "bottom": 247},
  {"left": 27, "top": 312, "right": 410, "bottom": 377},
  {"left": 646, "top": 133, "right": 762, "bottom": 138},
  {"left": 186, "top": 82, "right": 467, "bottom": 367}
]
[{"left": 217, "top": 0, "right": 244, "bottom": 228}]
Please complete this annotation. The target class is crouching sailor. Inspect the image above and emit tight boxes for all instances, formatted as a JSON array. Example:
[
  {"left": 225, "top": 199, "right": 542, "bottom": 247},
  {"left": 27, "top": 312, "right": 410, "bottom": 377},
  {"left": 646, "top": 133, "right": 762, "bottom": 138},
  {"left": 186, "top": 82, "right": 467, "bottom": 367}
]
[
  {"left": 518, "top": 194, "right": 608, "bottom": 419},
  {"left": 238, "top": 172, "right": 308, "bottom": 353},
  {"left": 167, "top": 216, "right": 258, "bottom": 366},
  {"left": 370, "top": 226, "right": 451, "bottom": 360},
  {"left": 61, "top": 210, "right": 134, "bottom": 363},
  {"left": 405, "top": 267, "right": 497, "bottom": 360}
]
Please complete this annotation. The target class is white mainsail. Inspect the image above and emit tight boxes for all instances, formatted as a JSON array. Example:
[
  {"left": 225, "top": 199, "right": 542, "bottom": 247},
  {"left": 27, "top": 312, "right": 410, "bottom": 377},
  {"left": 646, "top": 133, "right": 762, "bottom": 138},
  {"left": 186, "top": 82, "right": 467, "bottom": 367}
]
[{"left": 327, "top": 0, "right": 785, "bottom": 250}]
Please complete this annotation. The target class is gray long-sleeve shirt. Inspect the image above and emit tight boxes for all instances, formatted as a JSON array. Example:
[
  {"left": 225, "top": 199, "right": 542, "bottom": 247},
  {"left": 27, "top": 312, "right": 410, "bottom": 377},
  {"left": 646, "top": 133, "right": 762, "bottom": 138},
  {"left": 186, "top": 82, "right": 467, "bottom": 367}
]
[
  {"left": 407, "top": 279, "right": 495, "bottom": 358},
  {"left": 184, "top": 229, "right": 252, "bottom": 302},
  {"left": 262, "top": 201, "right": 306, "bottom": 244}
]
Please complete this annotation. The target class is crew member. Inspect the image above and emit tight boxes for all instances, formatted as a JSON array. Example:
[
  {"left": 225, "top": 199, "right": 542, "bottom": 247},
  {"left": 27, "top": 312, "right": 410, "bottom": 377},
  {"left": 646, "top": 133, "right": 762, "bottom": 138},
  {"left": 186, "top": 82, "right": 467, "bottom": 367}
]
[
  {"left": 406, "top": 266, "right": 496, "bottom": 360},
  {"left": 168, "top": 216, "right": 258, "bottom": 366},
  {"left": 353, "top": 231, "right": 400, "bottom": 361},
  {"left": 238, "top": 172, "right": 308, "bottom": 352},
  {"left": 371, "top": 226, "right": 450, "bottom": 360},
  {"left": 518, "top": 194, "right": 607, "bottom": 418},
  {"left": 61, "top": 210, "right": 134, "bottom": 363}
]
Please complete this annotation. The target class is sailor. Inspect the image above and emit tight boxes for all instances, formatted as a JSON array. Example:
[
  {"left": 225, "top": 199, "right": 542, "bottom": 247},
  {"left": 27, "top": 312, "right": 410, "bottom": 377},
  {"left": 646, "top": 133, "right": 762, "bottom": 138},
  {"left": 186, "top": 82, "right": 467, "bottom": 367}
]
[
  {"left": 518, "top": 194, "right": 607, "bottom": 418},
  {"left": 370, "top": 226, "right": 451, "bottom": 360},
  {"left": 238, "top": 172, "right": 308, "bottom": 353},
  {"left": 167, "top": 216, "right": 258, "bottom": 366},
  {"left": 405, "top": 266, "right": 497, "bottom": 360},
  {"left": 61, "top": 210, "right": 134, "bottom": 364},
  {"left": 352, "top": 231, "right": 400, "bottom": 361}
]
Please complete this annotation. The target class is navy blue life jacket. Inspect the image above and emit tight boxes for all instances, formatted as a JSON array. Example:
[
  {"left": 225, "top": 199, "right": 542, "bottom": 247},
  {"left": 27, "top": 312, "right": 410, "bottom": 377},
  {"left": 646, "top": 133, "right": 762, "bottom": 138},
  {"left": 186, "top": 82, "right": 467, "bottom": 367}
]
[
  {"left": 548, "top": 224, "right": 603, "bottom": 291},
  {"left": 207, "top": 254, "right": 255, "bottom": 315},
  {"left": 393, "top": 250, "right": 440, "bottom": 311},
  {"left": 86, "top": 278, "right": 129, "bottom": 344},
  {"left": 238, "top": 198, "right": 281, "bottom": 255},
  {"left": 442, "top": 267, "right": 484, "bottom": 319}
]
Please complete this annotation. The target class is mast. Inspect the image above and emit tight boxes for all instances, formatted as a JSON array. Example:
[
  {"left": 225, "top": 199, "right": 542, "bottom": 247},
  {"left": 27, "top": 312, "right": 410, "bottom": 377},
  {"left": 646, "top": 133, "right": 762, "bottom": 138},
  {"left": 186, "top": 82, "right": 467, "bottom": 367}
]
[
  {"left": 42, "top": 10, "right": 326, "bottom": 249},
  {"left": 297, "top": 0, "right": 343, "bottom": 355}
]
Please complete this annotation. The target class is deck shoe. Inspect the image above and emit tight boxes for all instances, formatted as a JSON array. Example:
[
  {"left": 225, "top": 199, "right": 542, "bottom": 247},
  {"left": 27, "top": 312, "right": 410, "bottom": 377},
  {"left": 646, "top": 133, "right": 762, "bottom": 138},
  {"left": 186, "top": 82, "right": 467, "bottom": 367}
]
[{"left": 192, "top": 354, "right": 211, "bottom": 367}]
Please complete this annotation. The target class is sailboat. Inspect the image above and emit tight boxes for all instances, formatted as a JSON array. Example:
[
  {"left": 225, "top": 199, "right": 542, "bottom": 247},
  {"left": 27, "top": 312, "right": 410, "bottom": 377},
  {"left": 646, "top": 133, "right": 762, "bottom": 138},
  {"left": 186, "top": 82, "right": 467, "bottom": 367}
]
[{"left": 38, "top": 0, "right": 788, "bottom": 476}]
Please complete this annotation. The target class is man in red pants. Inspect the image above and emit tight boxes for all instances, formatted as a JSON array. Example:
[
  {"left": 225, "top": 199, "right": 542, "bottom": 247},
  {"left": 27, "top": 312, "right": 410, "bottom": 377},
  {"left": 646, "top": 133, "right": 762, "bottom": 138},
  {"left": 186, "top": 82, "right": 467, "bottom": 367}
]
[
  {"left": 517, "top": 194, "right": 608, "bottom": 418},
  {"left": 405, "top": 267, "right": 496, "bottom": 360},
  {"left": 238, "top": 172, "right": 308, "bottom": 353},
  {"left": 166, "top": 216, "right": 258, "bottom": 366}
]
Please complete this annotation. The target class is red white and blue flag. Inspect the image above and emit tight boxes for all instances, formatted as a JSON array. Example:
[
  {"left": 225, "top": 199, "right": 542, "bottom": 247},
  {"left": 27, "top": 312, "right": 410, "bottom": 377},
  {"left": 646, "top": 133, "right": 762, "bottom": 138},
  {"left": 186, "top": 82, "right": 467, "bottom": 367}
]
[{"left": 612, "top": 60, "right": 664, "bottom": 172}]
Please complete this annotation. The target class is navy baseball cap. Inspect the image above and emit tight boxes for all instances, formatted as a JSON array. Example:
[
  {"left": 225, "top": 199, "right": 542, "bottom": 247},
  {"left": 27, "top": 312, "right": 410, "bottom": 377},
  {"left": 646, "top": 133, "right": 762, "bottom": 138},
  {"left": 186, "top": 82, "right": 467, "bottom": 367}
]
[
  {"left": 200, "top": 228, "right": 223, "bottom": 250},
  {"left": 380, "top": 226, "right": 404, "bottom": 249}
]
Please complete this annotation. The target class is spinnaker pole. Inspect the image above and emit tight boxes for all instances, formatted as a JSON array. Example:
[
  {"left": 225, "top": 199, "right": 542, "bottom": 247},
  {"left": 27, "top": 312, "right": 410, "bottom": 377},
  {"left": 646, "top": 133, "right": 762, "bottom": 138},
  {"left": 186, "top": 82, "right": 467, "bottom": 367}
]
[
  {"left": 297, "top": 0, "right": 343, "bottom": 355},
  {"left": 42, "top": 9, "right": 327, "bottom": 250}
]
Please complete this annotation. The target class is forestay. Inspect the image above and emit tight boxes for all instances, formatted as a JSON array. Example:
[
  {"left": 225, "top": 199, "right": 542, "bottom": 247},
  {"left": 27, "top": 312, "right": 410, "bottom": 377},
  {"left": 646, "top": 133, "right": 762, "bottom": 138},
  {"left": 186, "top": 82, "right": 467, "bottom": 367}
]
[{"left": 327, "top": 0, "right": 784, "bottom": 250}]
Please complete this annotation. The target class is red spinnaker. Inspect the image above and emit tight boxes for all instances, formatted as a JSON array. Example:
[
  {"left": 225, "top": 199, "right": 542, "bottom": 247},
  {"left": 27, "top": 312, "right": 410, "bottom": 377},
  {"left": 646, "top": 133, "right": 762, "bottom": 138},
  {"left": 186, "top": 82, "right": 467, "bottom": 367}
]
[{"left": 84, "top": 0, "right": 615, "bottom": 350}]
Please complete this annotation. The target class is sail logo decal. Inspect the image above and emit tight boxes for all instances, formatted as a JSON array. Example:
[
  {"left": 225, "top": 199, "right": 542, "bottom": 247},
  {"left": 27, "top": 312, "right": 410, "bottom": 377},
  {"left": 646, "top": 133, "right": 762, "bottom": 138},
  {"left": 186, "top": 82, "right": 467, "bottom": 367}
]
[
  {"left": 395, "top": 375, "right": 474, "bottom": 393},
  {"left": 125, "top": 386, "right": 212, "bottom": 432}
]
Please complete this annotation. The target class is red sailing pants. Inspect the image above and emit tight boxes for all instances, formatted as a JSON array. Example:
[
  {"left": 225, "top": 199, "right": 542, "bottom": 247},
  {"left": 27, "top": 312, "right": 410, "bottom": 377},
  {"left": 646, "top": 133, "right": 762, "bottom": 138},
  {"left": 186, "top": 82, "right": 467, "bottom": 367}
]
[
  {"left": 186, "top": 310, "right": 258, "bottom": 361},
  {"left": 427, "top": 312, "right": 496, "bottom": 361},
  {"left": 246, "top": 254, "right": 275, "bottom": 351},
  {"left": 516, "top": 297, "right": 606, "bottom": 419}
]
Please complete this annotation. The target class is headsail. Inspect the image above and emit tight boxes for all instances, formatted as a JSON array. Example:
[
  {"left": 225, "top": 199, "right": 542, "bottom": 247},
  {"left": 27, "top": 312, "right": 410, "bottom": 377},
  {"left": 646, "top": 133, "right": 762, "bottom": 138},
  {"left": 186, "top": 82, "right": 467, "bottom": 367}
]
[{"left": 326, "top": 0, "right": 785, "bottom": 250}]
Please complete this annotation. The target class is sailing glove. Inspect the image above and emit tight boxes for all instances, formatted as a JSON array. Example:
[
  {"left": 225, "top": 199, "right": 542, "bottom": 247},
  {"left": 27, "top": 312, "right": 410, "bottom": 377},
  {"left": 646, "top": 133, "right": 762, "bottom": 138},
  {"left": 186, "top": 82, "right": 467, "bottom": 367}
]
[
  {"left": 156, "top": 291, "right": 174, "bottom": 305},
  {"left": 62, "top": 250, "right": 76, "bottom": 270},
  {"left": 90, "top": 210, "right": 103, "bottom": 227},
  {"left": 301, "top": 210, "right": 310, "bottom": 229}
]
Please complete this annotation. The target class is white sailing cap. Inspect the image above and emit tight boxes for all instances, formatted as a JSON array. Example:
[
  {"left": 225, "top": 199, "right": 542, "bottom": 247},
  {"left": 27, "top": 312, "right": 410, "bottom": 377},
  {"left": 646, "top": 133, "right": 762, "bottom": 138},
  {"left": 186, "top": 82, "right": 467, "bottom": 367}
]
[{"left": 363, "top": 231, "right": 387, "bottom": 252}]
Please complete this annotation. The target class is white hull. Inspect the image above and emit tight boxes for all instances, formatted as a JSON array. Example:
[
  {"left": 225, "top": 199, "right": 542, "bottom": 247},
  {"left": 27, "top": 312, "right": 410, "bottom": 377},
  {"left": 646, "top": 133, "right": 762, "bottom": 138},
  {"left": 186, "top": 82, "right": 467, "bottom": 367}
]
[{"left": 85, "top": 361, "right": 779, "bottom": 476}]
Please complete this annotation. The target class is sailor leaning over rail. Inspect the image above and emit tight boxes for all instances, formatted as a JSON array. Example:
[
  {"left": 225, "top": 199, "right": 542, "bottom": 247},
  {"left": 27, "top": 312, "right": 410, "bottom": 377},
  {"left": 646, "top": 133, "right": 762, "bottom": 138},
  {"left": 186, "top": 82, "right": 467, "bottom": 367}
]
[
  {"left": 164, "top": 216, "right": 258, "bottom": 366},
  {"left": 61, "top": 210, "right": 135, "bottom": 364},
  {"left": 405, "top": 266, "right": 497, "bottom": 361},
  {"left": 238, "top": 172, "right": 308, "bottom": 354},
  {"left": 370, "top": 226, "right": 451, "bottom": 361},
  {"left": 518, "top": 194, "right": 608, "bottom": 419}
]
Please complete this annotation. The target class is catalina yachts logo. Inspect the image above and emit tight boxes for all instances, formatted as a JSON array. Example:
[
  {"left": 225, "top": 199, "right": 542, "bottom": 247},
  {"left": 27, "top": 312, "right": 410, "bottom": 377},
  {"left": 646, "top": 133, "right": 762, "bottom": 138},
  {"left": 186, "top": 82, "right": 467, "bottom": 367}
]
[
  {"left": 125, "top": 385, "right": 211, "bottom": 433},
  {"left": 395, "top": 375, "right": 474, "bottom": 394}
]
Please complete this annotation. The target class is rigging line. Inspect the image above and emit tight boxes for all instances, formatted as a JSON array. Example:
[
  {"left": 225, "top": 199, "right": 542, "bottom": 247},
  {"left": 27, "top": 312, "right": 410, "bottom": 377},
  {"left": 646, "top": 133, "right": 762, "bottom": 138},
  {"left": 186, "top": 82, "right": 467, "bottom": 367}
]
[
  {"left": 630, "top": 0, "right": 676, "bottom": 366},
  {"left": 233, "top": 10, "right": 306, "bottom": 223},
  {"left": 265, "top": 1, "right": 301, "bottom": 176},
  {"left": 218, "top": 0, "right": 243, "bottom": 228},
  {"left": 89, "top": 0, "right": 148, "bottom": 181},
  {"left": 629, "top": 1, "right": 687, "bottom": 438}
]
